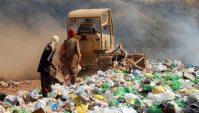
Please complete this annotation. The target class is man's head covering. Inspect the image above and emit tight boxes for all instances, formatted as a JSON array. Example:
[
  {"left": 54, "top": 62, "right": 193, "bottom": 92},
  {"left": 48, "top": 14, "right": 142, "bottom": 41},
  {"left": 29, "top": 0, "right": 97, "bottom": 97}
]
[
  {"left": 51, "top": 35, "right": 59, "bottom": 46},
  {"left": 68, "top": 29, "right": 76, "bottom": 37}
]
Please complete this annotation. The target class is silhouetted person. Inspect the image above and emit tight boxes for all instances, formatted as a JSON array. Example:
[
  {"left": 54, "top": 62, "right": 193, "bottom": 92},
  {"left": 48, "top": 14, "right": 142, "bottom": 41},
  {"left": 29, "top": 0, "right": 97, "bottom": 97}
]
[{"left": 37, "top": 36, "right": 59, "bottom": 97}]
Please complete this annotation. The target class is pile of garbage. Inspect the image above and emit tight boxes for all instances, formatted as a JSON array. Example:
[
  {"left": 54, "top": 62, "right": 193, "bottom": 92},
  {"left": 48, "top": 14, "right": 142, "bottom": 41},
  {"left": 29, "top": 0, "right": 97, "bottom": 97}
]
[{"left": 1, "top": 59, "right": 199, "bottom": 113}]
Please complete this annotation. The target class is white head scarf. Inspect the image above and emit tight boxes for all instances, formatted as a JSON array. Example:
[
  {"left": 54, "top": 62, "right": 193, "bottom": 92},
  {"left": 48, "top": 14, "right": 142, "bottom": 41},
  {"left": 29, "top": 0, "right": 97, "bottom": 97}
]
[{"left": 50, "top": 35, "right": 59, "bottom": 46}]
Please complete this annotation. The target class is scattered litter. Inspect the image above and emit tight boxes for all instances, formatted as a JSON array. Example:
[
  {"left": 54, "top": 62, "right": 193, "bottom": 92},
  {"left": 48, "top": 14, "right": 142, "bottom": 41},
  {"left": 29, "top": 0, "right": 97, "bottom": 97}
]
[{"left": 0, "top": 59, "right": 199, "bottom": 113}]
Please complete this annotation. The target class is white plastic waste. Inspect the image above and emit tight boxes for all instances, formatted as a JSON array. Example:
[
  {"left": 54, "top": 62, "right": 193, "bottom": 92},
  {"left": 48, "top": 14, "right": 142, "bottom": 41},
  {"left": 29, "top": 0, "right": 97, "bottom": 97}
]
[
  {"left": 42, "top": 98, "right": 52, "bottom": 104},
  {"left": 186, "top": 67, "right": 195, "bottom": 73},
  {"left": 93, "top": 98, "right": 108, "bottom": 108},
  {"left": 51, "top": 85, "right": 65, "bottom": 92},
  {"left": 55, "top": 101, "right": 64, "bottom": 111},
  {"left": 105, "top": 78, "right": 114, "bottom": 87},
  {"left": 124, "top": 93, "right": 138, "bottom": 102},
  {"left": 155, "top": 63, "right": 167, "bottom": 72},
  {"left": 121, "top": 106, "right": 137, "bottom": 113},
  {"left": 147, "top": 93, "right": 173, "bottom": 103},
  {"left": 97, "top": 70, "right": 106, "bottom": 77},
  {"left": 188, "top": 91, "right": 199, "bottom": 104},
  {"left": 35, "top": 99, "right": 46, "bottom": 108},
  {"left": 29, "top": 90, "right": 39, "bottom": 99},
  {"left": 180, "top": 80, "right": 194, "bottom": 91},
  {"left": 0, "top": 105, "right": 6, "bottom": 113},
  {"left": 132, "top": 80, "right": 140, "bottom": 89},
  {"left": 3, "top": 95, "right": 17, "bottom": 105},
  {"left": 104, "top": 90, "right": 112, "bottom": 100}
]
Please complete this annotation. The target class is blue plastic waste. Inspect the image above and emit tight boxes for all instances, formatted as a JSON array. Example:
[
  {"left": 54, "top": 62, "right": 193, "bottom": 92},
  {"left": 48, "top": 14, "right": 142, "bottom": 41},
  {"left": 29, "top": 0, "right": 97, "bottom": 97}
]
[
  {"left": 34, "top": 106, "right": 41, "bottom": 111},
  {"left": 187, "top": 64, "right": 195, "bottom": 68},
  {"left": 132, "top": 70, "right": 139, "bottom": 77},
  {"left": 75, "top": 90, "right": 87, "bottom": 96},
  {"left": 50, "top": 102, "right": 57, "bottom": 110}
]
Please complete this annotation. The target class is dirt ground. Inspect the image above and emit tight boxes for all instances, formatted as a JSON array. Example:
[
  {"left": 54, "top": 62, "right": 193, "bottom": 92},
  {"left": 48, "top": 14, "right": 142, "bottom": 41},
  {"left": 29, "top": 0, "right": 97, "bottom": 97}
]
[
  {"left": 0, "top": 69, "right": 97, "bottom": 95},
  {"left": 0, "top": 80, "right": 41, "bottom": 95}
]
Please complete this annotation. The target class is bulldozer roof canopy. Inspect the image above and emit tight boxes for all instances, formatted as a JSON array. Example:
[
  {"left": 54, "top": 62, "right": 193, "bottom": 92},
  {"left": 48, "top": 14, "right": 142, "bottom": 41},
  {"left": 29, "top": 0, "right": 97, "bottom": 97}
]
[{"left": 68, "top": 8, "right": 110, "bottom": 18}]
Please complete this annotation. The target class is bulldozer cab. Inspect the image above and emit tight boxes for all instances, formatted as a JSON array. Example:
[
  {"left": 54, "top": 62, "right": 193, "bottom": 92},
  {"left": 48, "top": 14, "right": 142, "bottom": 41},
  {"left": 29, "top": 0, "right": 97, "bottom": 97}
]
[
  {"left": 67, "top": 9, "right": 115, "bottom": 68},
  {"left": 67, "top": 9, "right": 114, "bottom": 50}
]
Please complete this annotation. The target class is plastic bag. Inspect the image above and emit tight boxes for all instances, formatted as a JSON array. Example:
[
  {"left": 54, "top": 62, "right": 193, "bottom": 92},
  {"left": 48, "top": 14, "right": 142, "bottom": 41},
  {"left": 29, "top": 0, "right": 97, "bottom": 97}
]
[
  {"left": 76, "top": 104, "right": 88, "bottom": 113},
  {"left": 172, "top": 75, "right": 180, "bottom": 80},
  {"left": 109, "top": 99, "right": 119, "bottom": 106},
  {"left": 180, "top": 80, "right": 194, "bottom": 91},
  {"left": 133, "top": 98, "right": 142, "bottom": 109},
  {"left": 183, "top": 102, "right": 199, "bottom": 113},
  {"left": 147, "top": 93, "right": 173, "bottom": 103},
  {"left": 121, "top": 106, "right": 137, "bottom": 113},
  {"left": 35, "top": 99, "right": 46, "bottom": 108},
  {"left": 152, "top": 86, "right": 166, "bottom": 94},
  {"left": 9, "top": 106, "right": 20, "bottom": 113},
  {"left": 132, "top": 80, "right": 140, "bottom": 89},
  {"left": 170, "top": 81, "right": 181, "bottom": 87},
  {"left": 163, "top": 75, "right": 172, "bottom": 81},
  {"left": 3, "top": 95, "right": 17, "bottom": 106},
  {"left": 104, "top": 90, "right": 112, "bottom": 100},
  {"left": 125, "top": 86, "right": 134, "bottom": 93},
  {"left": 69, "top": 93, "right": 80, "bottom": 105},
  {"left": 124, "top": 93, "right": 138, "bottom": 103},
  {"left": 146, "top": 103, "right": 162, "bottom": 113},
  {"left": 170, "top": 80, "right": 181, "bottom": 91},
  {"left": 154, "top": 73, "right": 161, "bottom": 80},
  {"left": 18, "top": 109, "right": 31, "bottom": 113},
  {"left": 188, "top": 91, "right": 199, "bottom": 104},
  {"left": 143, "top": 85, "right": 154, "bottom": 92},
  {"left": 171, "top": 84, "right": 180, "bottom": 91},
  {"left": 173, "top": 98, "right": 187, "bottom": 107},
  {"left": 160, "top": 100, "right": 183, "bottom": 113},
  {"left": 0, "top": 105, "right": 6, "bottom": 113},
  {"left": 101, "top": 83, "right": 109, "bottom": 88},
  {"left": 105, "top": 78, "right": 114, "bottom": 87},
  {"left": 112, "top": 87, "right": 118, "bottom": 93},
  {"left": 94, "top": 94, "right": 104, "bottom": 100},
  {"left": 113, "top": 87, "right": 126, "bottom": 97},
  {"left": 124, "top": 82, "right": 134, "bottom": 87}
]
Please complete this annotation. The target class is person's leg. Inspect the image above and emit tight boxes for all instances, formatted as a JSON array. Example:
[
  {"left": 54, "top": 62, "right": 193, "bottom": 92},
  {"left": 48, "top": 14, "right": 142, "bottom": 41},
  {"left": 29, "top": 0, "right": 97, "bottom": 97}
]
[
  {"left": 70, "top": 65, "right": 81, "bottom": 85},
  {"left": 40, "top": 72, "right": 46, "bottom": 97},
  {"left": 40, "top": 72, "right": 51, "bottom": 97},
  {"left": 61, "top": 65, "right": 72, "bottom": 85}
]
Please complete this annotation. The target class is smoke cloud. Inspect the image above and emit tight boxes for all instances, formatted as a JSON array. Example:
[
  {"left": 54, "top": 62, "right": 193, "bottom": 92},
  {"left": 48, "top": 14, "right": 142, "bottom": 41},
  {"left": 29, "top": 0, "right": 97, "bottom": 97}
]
[
  {"left": 0, "top": 11, "right": 67, "bottom": 80},
  {"left": 0, "top": 0, "right": 199, "bottom": 80}
]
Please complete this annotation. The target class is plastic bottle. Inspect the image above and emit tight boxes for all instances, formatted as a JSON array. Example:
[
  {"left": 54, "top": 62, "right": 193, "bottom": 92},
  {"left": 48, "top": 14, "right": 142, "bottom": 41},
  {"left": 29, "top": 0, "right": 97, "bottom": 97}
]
[{"left": 29, "top": 90, "right": 39, "bottom": 99}]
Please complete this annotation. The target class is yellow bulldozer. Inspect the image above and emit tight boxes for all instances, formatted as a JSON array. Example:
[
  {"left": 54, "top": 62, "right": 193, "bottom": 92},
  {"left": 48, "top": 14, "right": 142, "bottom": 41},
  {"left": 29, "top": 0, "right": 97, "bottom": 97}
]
[{"left": 67, "top": 9, "right": 147, "bottom": 73}]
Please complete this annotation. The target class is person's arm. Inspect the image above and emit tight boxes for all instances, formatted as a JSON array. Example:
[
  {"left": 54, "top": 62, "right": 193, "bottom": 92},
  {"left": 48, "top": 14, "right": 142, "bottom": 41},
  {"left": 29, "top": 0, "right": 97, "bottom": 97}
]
[
  {"left": 76, "top": 41, "right": 81, "bottom": 63},
  {"left": 47, "top": 45, "right": 58, "bottom": 70},
  {"left": 49, "top": 61, "right": 58, "bottom": 70},
  {"left": 59, "top": 42, "right": 65, "bottom": 58}
]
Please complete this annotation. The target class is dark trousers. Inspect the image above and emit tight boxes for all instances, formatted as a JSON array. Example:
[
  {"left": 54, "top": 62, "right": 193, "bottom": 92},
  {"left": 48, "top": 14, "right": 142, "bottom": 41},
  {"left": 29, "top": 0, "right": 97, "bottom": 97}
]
[{"left": 40, "top": 72, "right": 51, "bottom": 97}]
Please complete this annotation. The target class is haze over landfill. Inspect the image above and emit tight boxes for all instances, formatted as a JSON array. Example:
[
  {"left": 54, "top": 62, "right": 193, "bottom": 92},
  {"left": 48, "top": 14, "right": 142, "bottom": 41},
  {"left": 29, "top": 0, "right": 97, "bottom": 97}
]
[{"left": 0, "top": 0, "right": 199, "bottom": 79}]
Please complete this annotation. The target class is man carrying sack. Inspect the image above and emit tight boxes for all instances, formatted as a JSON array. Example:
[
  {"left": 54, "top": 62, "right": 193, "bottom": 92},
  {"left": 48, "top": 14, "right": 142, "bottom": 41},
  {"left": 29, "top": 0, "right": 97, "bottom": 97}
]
[{"left": 58, "top": 29, "right": 81, "bottom": 85}]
